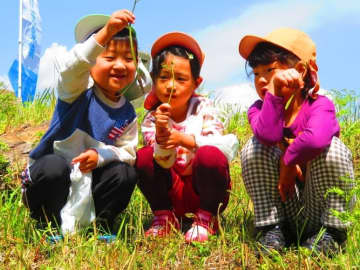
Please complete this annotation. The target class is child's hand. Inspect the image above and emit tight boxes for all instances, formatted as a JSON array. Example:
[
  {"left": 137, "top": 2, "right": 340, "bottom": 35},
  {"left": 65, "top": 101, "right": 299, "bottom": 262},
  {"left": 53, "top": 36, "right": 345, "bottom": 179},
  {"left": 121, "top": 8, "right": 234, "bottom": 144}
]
[
  {"left": 155, "top": 103, "right": 171, "bottom": 139},
  {"left": 158, "top": 130, "right": 196, "bottom": 150},
  {"left": 158, "top": 129, "right": 182, "bottom": 149},
  {"left": 72, "top": 149, "right": 98, "bottom": 173},
  {"left": 278, "top": 157, "right": 303, "bottom": 202},
  {"left": 95, "top": 10, "right": 135, "bottom": 46},
  {"left": 272, "top": 68, "right": 304, "bottom": 97}
]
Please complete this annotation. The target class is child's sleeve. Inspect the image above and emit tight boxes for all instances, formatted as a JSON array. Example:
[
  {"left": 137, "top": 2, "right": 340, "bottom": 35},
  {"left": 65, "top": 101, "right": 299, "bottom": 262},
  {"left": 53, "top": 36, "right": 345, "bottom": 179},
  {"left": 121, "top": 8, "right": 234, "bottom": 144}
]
[
  {"left": 94, "top": 118, "right": 138, "bottom": 167},
  {"left": 192, "top": 99, "right": 239, "bottom": 161},
  {"left": 283, "top": 98, "right": 340, "bottom": 165},
  {"left": 141, "top": 111, "right": 176, "bottom": 168},
  {"left": 141, "top": 111, "right": 157, "bottom": 146},
  {"left": 50, "top": 35, "right": 104, "bottom": 103},
  {"left": 248, "top": 92, "right": 284, "bottom": 145}
]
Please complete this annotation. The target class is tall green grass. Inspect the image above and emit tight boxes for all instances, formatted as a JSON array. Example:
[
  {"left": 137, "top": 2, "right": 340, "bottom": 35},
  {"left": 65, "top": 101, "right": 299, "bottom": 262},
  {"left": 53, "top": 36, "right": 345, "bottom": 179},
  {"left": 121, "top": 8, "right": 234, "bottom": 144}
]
[
  {"left": 330, "top": 89, "right": 360, "bottom": 172},
  {"left": 0, "top": 87, "right": 359, "bottom": 269},
  {"left": 0, "top": 84, "right": 56, "bottom": 134}
]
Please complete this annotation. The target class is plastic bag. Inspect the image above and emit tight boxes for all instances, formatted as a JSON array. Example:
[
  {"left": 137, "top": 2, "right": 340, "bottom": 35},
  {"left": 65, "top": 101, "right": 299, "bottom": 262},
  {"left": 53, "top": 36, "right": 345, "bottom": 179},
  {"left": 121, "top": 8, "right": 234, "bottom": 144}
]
[{"left": 60, "top": 162, "right": 96, "bottom": 234}]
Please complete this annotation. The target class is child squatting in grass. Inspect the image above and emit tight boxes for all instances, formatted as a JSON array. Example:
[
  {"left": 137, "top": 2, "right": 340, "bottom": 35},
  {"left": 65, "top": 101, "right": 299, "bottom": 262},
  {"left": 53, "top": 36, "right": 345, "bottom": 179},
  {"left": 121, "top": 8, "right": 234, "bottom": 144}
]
[
  {"left": 18, "top": 7, "right": 355, "bottom": 257},
  {"left": 21, "top": 9, "right": 151, "bottom": 238},
  {"left": 136, "top": 32, "right": 239, "bottom": 243},
  {"left": 239, "top": 27, "right": 356, "bottom": 255}
]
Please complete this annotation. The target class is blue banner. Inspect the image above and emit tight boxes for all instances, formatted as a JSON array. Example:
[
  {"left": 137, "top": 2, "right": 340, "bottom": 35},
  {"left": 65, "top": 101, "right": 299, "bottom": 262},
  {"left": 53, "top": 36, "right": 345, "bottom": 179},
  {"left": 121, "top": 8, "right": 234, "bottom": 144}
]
[{"left": 8, "top": 0, "right": 41, "bottom": 103}]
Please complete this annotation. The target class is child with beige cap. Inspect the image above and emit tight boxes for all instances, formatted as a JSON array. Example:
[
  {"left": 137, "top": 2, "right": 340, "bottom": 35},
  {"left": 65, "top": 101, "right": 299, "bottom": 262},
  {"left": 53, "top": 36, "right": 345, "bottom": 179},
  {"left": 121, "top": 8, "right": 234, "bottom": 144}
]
[
  {"left": 238, "top": 27, "right": 355, "bottom": 255},
  {"left": 136, "top": 32, "right": 238, "bottom": 243}
]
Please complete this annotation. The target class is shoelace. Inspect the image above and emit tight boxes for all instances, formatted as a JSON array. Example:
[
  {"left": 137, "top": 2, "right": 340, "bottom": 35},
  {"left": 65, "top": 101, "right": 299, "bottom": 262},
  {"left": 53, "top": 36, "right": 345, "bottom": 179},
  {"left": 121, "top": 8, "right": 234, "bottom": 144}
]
[
  {"left": 261, "top": 226, "right": 285, "bottom": 246},
  {"left": 313, "top": 231, "right": 336, "bottom": 249}
]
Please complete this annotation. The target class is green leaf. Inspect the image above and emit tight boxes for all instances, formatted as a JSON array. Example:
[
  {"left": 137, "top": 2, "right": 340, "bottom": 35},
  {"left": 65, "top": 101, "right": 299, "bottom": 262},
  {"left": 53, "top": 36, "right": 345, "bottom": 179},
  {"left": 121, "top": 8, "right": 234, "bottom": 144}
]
[
  {"left": 285, "top": 94, "right": 295, "bottom": 110},
  {"left": 186, "top": 52, "right": 194, "bottom": 60}
]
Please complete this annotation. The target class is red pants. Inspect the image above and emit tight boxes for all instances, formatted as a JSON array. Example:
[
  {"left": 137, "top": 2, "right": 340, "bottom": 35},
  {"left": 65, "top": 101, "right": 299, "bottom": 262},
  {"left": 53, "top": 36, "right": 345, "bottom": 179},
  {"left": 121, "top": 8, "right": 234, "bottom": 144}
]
[{"left": 136, "top": 145, "right": 231, "bottom": 218}]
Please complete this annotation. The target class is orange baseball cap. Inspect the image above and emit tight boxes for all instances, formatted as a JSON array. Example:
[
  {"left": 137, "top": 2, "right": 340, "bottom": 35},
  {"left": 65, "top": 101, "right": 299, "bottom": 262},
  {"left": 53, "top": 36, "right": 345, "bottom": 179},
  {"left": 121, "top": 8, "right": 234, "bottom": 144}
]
[
  {"left": 144, "top": 32, "right": 204, "bottom": 110},
  {"left": 239, "top": 27, "right": 316, "bottom": 63},
  {"left": 151, "top": 32, "right": 205, "bottom": 67}
]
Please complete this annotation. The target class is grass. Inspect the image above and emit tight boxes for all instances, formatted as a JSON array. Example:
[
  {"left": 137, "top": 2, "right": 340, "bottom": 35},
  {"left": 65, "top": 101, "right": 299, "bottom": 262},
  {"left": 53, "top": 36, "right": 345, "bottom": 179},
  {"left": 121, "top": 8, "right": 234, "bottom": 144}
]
[
  {"left": 0, "top": 86, "right": 359, "bottom": 269},
  {"left": 0, "top": 87, "right": 55, "bottom": 135}
]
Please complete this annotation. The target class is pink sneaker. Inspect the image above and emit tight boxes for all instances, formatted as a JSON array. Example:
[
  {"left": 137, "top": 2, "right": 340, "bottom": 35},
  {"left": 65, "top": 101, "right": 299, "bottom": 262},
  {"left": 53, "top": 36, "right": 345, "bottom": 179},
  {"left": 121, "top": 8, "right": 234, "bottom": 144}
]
[
  {"left": 185, "top": 209, "right": 218, "bottom": 243},
  {"left": 145, "top": 210, "right": 180, "bottom": 237}
]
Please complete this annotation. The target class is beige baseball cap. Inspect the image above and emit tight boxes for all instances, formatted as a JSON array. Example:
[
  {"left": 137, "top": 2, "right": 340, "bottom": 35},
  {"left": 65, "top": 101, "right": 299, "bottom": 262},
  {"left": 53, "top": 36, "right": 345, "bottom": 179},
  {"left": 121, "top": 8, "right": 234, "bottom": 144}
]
[{"left": 239, "top": 27, "right": 316, "bottom": 63}]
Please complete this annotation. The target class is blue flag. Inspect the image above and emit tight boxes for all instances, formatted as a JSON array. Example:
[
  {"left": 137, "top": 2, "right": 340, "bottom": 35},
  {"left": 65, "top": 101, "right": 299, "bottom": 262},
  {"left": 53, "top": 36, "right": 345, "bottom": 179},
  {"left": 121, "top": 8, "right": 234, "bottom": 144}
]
[{"left": 8, "top": 0, "right": 41, "bottom": 103}]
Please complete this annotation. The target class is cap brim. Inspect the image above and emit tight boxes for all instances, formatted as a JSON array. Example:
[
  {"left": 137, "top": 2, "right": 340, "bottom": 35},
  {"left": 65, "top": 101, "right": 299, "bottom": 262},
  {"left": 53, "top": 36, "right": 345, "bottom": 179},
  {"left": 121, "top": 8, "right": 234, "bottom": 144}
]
[
  {"left": 74, "top": 14, "right": 110, "bottom": 43},
  {"left": 238, "top": 35, "right": 268, "bottom": 60},
  {"left": 144, "top": 87, "right": 160, "bottom": 110},
  {"left": 239, "top": 32, "right": 308, "bottom": 61},
  {"left": 151, "top": 32, "right": 205, "bottom": 67}
]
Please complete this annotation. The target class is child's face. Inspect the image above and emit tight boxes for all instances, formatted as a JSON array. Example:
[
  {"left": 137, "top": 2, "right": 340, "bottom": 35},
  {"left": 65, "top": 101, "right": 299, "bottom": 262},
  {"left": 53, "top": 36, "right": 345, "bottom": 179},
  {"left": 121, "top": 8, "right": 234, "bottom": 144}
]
[
  {"left": 154, "top": 53, "right": 197, "bottom": 110},
  {"left": 90, "top": 39, "right": 136, "bottom": 100},
  {"left": 253, "top": 61, "right": 297, "bottom": 101}
]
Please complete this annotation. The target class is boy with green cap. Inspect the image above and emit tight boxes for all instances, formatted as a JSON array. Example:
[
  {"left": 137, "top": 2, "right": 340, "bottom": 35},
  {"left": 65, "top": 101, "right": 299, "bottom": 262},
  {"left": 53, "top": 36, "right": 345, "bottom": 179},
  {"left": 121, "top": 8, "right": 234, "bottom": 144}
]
[{"left": 21, "top": 10, "right": 151, "bottom": 240}]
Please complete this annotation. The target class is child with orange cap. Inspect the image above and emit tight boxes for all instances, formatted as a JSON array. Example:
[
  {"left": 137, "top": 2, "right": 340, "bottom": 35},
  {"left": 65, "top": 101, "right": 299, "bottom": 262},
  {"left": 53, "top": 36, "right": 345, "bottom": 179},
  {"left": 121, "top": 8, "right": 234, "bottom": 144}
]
[
  {"left": 136, "top": 32, "right": 239, "bottom": 242},
  {"left": 239, "top": 28, "right": 355, "bottom": 255},
  {"left": 21, "top": 10, "right": 151, "bottom": 241}
]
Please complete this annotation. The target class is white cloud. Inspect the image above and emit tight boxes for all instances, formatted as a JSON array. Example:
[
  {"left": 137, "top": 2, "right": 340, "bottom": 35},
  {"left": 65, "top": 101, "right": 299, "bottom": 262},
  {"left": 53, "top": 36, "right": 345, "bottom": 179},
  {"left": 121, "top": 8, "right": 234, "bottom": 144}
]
[
  {"left": 211, "top": 81, "right": 334, "bottom": 115},
  {"left": 35, "top": 43, "right": 67, "bottom": 97},
  {"left": 1, "top": 43, "right": 69, "bottom": 96},
  {"left": 194, "top": 0, "right": 360, "bottom": 89},
  {"left": 213, "top": 83, "right": 258, "bottom": 111}
]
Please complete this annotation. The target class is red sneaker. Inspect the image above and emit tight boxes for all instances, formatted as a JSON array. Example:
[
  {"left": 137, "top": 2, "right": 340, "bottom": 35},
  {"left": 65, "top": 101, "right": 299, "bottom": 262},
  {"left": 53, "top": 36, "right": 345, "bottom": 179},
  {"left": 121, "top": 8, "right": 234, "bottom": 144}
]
[
  {"left": 185, "top": 209, "right": 218, "bottom": 243},
  {"left": 145, "top": 210, "right": 180, "bottom": 237}
]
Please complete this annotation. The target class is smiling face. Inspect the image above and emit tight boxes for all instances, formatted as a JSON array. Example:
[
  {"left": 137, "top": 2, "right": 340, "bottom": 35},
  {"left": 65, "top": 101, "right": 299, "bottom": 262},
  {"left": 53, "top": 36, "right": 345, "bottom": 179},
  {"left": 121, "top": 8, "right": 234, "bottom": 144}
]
[
  {"left": 154, "top": 53, "right": 198, "bottom": 113},
  {"left": 90, "top": 39, "right": 136, "bottom": 101}
]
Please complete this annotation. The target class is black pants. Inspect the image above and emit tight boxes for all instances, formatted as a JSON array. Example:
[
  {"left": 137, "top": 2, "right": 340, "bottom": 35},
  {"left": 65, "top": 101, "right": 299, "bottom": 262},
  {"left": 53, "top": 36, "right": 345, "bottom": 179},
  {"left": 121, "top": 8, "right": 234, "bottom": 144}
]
[{"left": 24, "top": 154, "right": 137, "bottom": 231}]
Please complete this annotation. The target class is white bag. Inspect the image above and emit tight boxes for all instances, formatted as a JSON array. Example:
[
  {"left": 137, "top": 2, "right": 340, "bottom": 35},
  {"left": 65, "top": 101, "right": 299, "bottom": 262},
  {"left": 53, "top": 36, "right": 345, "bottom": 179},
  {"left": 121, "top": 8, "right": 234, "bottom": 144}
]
[{"left": 60, "top": 162, "right": 96, "bottom": 234}]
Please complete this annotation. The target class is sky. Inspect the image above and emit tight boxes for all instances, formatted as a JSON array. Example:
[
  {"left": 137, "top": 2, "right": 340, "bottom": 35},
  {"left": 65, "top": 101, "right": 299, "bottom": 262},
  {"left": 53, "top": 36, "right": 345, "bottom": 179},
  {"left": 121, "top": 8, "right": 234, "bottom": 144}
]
[{"left": 2, "top": 0, "right": 360, "bottom": 108}]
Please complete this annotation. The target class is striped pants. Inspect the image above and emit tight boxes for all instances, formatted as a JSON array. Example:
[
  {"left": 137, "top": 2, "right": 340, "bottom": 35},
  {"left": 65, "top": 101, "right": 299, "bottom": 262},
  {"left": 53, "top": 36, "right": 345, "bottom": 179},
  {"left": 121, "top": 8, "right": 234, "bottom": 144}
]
[{"left": 240, "top": 136, "right": 355, "bottom": 233}]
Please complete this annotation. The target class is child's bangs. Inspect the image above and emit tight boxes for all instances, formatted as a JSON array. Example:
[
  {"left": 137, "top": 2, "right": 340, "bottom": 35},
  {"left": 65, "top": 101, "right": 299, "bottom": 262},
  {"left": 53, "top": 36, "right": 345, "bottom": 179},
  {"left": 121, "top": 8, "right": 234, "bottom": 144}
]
[
  {"left": 114, "top": 26, "right": 137, "bottom": 39},
  {"left": 151, "top": 46, "right": 201, "bottom": 80},
  {"left": 112, "top": 35, "right": 138, "bottom": 46},
  {"left": 112, "top": 27, "right": 137, "bottom": 46},
  {"left": 248, "top": 43, "right": 281, "bottom": 68},
  {"left": 248, "top": 42, "right": 300, "bottom": 69}
]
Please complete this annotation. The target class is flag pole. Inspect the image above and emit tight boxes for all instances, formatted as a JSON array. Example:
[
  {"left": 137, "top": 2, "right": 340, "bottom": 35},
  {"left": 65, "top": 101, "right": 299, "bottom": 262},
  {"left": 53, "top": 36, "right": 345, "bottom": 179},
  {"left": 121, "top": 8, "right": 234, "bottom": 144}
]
[{"left": 18, "top": 0, "right": 23, "bottom": 100}]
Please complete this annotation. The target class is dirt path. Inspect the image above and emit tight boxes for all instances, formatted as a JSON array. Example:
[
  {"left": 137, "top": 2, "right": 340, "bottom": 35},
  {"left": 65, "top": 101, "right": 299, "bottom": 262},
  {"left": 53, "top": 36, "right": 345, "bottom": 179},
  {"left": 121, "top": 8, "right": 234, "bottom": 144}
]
[{"left": 0, "top": 122, "right": 49, "bottom": 168}]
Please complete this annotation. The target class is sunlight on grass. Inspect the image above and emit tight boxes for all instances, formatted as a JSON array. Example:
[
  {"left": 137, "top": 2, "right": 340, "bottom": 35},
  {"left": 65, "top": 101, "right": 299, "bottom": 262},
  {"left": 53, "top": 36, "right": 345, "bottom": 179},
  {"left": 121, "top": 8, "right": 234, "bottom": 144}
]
[
  {"left": 0, "top": 87, "right": 55, "bottom": 134},
  {"left": 0, "top": 86, "right": 359, "bottom": 268}
]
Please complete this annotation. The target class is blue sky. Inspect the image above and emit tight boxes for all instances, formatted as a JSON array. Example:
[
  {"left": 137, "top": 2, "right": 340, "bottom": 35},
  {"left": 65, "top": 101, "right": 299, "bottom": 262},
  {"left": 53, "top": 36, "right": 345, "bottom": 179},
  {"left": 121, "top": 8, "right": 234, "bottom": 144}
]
[{"left": 2, "top": 0, "right": 360, "bottom": 107}]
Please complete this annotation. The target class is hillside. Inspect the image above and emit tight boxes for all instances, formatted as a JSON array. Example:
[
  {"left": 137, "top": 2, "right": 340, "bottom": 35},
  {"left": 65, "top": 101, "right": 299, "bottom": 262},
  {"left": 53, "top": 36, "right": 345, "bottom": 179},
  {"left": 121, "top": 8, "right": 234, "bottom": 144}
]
[{"left": 0, "top": 88, "right": 359, "bottom": 269}]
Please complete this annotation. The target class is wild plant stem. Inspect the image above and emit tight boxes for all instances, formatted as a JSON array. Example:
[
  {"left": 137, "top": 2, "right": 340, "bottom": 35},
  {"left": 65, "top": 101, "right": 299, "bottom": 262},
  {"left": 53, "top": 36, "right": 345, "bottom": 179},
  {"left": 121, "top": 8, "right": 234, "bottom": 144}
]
[
  {"left": 117, "top": 26, "right": 139, "bottom": 97},
  {"left": 119, "top": 0, "right": 141, "bottom": 97},
  {"left": 128, "top": 25, "right": 137, "bottom": 67},
  {"left": 129, "top": 0, "right": 140, "bottom": 66},
  {"left": 285, "top": 93, "right": 295, "bottom": 110},
  {"left": 167, "top": 63, "right": 175, "bottom": 104},
  {"left": 131, "top": 0, "right": 140, "bottom": 13}
]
